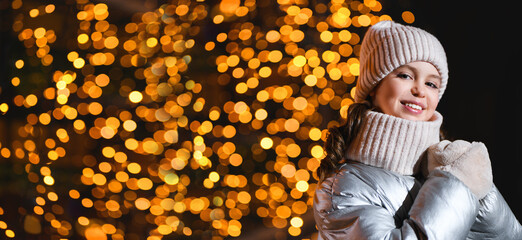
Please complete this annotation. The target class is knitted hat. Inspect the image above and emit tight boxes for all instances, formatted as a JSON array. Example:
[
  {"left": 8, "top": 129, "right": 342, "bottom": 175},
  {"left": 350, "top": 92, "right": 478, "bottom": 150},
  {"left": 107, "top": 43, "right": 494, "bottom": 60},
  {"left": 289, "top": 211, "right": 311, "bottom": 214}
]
[{"left": 354, "top": 20, "right": 448, "bottom": 103}]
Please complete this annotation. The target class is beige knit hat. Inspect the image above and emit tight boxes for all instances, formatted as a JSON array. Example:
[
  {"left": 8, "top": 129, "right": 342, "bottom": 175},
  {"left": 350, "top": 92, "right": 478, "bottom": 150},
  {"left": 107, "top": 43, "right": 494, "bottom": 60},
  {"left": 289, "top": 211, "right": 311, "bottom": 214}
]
[{"left": 354, "top": 20, "right": 448, "bottom": 103}]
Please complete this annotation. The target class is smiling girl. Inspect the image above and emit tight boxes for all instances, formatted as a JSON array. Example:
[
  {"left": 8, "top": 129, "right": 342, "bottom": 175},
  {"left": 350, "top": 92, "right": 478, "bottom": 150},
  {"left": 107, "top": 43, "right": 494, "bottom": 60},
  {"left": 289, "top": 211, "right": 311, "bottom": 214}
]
[
  {"left": 313, "top": 21, "right": 521, "bottom": 239},
  {"left": 372, "top": 61, "right": 441, "bottom": 121}
]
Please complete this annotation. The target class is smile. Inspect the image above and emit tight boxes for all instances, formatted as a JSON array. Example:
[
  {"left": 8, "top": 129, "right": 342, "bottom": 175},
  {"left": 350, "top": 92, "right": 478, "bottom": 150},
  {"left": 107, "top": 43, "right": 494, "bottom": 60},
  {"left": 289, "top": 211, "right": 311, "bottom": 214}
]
[
  {"left": 404, "top": 103, "right": 422, "bottom": 111},
  {"left": 401, "top": 101, "right": 424, "bottom": 114}
]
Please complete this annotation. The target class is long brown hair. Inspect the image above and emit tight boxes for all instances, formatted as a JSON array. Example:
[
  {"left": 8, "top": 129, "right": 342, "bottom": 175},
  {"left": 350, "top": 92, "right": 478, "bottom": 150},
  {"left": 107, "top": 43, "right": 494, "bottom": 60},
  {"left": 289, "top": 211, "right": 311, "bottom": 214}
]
[{"left": 317, "top": 102, "right": 371, "bottom": 182}]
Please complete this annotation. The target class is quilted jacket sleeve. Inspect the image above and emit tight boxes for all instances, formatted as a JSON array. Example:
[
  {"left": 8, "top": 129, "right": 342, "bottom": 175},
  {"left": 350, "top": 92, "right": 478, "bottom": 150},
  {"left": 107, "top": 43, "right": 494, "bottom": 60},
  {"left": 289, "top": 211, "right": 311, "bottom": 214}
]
[
  {"left": 467, "top": 185, "right": 522, "bottom": 239},
  {"left": 314, "top": 170, "right": 479, "bottom": 240}
]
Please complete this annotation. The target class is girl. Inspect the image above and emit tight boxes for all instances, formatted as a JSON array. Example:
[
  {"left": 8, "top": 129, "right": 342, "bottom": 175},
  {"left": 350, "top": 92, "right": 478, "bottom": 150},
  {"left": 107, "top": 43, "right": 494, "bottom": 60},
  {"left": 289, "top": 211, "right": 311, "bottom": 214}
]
[{"left": 313, "top": 21, "right": 521, "bottom": 239}]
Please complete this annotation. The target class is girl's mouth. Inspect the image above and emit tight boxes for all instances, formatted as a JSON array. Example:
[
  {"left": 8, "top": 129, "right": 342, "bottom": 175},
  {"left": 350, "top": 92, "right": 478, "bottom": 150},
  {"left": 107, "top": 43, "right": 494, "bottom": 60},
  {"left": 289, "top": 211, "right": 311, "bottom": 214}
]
[{"left": 401, "top": 101, "right": 423, "bottom": 113}]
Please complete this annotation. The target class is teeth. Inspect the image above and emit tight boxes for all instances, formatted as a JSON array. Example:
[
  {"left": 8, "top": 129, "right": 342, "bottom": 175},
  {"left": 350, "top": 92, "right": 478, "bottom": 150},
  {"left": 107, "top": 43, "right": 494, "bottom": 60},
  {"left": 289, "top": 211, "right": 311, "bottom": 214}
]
[{"left": 405, "top": 103, "right": 422, "bottom": 111}]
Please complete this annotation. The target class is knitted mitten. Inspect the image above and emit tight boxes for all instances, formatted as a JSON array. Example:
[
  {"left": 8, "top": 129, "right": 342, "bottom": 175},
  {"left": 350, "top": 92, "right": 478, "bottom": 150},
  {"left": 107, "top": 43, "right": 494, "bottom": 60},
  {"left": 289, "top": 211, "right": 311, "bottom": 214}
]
[{"left": 427, "top": 140, "right": 493, "bottom": 199}]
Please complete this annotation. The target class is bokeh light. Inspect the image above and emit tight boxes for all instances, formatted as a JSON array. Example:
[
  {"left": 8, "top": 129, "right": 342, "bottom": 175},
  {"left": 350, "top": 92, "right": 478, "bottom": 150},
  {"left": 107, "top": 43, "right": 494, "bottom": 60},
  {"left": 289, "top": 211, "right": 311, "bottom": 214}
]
[{"left": 0, "top": 0, "right": 410, "bottom": 239}]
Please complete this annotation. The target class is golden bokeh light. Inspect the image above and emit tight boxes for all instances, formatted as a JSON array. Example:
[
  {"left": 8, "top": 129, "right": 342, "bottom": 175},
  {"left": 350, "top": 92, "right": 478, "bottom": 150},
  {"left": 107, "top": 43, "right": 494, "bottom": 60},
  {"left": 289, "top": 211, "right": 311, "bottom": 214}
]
[
  {"left": 0, "top": 0, "right": 409, "bottom": 238},
  {"left": 402, "top": 10, "right": 415, "bottom": 23}
]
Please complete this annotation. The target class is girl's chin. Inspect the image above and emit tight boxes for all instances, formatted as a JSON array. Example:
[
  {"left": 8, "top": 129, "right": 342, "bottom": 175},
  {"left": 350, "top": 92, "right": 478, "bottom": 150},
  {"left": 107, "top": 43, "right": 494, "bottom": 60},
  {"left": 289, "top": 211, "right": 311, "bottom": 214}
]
[
  {"left": 396, "top": 111, "right": 434, "bottom": 121},
  {"left": 376, "top": 108, "right": 433, "bottom": 121}
]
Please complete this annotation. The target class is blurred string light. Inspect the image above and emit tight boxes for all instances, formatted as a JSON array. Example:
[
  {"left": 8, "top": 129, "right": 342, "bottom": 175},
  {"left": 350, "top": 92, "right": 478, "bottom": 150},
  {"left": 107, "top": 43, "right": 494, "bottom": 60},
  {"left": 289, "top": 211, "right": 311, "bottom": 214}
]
[{"left": 0, "top": 0, "right": 414, "bottom": 239}]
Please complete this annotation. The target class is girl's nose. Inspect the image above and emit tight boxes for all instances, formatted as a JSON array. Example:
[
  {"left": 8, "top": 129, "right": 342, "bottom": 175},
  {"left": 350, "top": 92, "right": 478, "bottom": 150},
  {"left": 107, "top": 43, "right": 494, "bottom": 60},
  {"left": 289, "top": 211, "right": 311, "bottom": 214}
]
[{"left": 411, "top": 83, "right": 426, "bottom": 98}]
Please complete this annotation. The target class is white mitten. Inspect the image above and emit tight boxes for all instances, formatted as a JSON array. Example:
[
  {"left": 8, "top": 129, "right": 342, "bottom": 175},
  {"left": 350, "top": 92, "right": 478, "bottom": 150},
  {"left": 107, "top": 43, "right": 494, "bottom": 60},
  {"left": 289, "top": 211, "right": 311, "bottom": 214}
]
[{"left": 427, "top": 140, "right": 493, "bottom": 199}]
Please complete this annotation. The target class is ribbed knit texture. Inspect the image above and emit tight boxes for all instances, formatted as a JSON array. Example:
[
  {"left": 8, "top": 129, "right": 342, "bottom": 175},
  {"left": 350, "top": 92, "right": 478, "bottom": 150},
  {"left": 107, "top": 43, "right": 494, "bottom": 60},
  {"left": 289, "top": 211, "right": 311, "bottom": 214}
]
[
  {"left": 355, "top": 20, "right": 448, "bottom": 103},
  {"left": 346, "top": 110, "right": 442, "bottom": 175}
]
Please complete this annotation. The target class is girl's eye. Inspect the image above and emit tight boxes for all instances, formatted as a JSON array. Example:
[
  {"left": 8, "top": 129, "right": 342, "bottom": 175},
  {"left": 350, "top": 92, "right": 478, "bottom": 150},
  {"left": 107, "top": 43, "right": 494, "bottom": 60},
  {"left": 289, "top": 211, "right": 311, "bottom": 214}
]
[
  {"left": 397, "top": 73, "right": 412, "bottom": 79},
  {"left": 426, "top": 82, "right": 439, "bottom": 89}
]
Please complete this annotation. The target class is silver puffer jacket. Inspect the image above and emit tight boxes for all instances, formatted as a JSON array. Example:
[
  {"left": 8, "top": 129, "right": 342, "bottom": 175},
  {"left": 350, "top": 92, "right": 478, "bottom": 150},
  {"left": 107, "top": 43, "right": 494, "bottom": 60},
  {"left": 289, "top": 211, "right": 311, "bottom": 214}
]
[{"left": 314, "top": 162, "right": 522, "bottom": 239}]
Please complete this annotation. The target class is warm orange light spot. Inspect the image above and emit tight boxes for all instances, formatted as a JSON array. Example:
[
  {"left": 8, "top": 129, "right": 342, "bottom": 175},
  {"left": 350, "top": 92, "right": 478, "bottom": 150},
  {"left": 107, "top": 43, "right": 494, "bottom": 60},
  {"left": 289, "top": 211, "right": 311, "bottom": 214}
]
[
  {"left": 402, "top": 11, "right": 415, "bottom": 24},
  {"left": 220, "top": 0, "right": 240, "bottom": 15},
  {"left": 135, "top": 198, "right": 151, "bottom": 210},
  {"left": 85, "top": 226, "right": 107, "bottom": 240}
]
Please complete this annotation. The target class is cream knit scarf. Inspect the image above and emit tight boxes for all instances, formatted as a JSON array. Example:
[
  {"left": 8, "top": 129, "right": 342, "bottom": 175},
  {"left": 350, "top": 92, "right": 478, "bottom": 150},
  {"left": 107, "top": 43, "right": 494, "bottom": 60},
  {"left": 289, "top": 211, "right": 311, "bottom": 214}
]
[{"left": 346, "top": 110, "right": 443, "bottom": 175}]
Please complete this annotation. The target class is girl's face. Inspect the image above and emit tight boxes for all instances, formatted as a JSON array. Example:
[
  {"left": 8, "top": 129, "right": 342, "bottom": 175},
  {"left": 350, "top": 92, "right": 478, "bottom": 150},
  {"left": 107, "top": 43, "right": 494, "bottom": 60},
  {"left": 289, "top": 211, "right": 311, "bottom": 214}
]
[{"left": 371, "top": 61, "right": 441, "bottom": 121}]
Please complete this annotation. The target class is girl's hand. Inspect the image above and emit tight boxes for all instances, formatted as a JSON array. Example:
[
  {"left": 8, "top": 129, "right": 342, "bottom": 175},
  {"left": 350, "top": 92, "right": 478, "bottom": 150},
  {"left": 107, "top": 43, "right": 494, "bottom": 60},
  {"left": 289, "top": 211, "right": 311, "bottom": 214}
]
[{"left": 427, "top": 140, "right": 493, "bottom": 199}]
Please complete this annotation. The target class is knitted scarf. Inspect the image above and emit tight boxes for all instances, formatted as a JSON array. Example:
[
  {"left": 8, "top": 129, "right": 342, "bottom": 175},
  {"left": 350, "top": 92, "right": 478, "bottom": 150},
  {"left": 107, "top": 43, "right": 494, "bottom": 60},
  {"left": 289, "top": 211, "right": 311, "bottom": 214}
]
[{"left": 346, "top": 110, "right": 443, "bottom": 175}]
